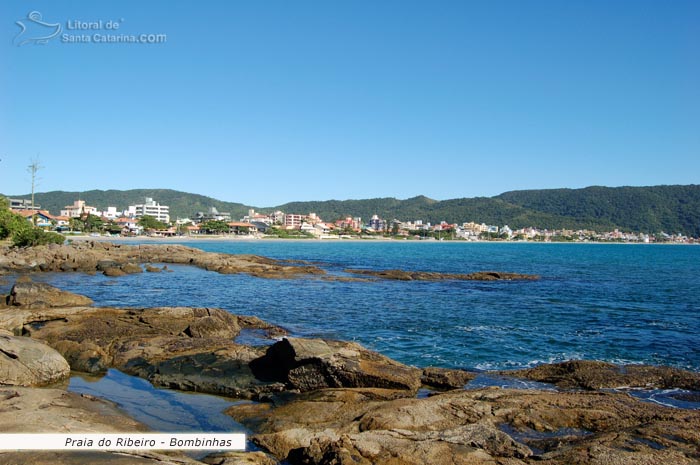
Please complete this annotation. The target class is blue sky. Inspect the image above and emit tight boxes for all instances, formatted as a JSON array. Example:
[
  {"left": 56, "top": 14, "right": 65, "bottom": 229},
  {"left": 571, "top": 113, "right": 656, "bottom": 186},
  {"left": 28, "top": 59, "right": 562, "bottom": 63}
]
[{"left": 1, "top": 0, "right": 698, "bottom": 206}]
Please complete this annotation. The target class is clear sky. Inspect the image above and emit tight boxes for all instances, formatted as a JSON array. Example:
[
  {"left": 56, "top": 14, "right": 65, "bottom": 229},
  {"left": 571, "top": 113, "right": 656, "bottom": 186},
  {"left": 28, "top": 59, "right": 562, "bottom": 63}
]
[{"left": 1, "top": 0, "right": 698, "bottom": 207}]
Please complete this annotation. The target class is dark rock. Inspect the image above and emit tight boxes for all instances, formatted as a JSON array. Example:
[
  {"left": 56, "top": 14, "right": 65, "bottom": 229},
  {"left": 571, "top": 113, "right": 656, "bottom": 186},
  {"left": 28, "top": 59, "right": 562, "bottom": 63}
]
[
  {"left": 22, "top": 305, "right": 284, "bottom": 398},
  {"left": 126, "top": 348, "right": 285, "bottom": 398},
  {"left": 344, "top": 268, "right": 539, "bottom": 281},
  {"left": 250, "top": 337, "right": 422, "bottom": 392}
]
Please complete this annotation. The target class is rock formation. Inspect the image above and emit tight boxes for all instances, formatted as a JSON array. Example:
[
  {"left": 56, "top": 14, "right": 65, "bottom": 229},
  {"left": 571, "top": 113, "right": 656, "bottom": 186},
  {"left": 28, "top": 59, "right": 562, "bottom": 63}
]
[
  {"left": 5, "top": 281, "right": 93, "bottom": 308},
  {"left": 228, "top": 386, "right": 700, "bottom": 465},
  {"left": 0, "top": 331, "right": 70, "bottom": 386},
  {"left": 504, "top": 359, "right": 700, "bottom": 391},
  {"left": 344, "top": 268, "right": 539, "bottom": 281},
  {"left": 0, "top": 241, "right": 325, "bottom": 279},
  {"left": 250, "top": 337, "right": 422, "bottom": 392}
]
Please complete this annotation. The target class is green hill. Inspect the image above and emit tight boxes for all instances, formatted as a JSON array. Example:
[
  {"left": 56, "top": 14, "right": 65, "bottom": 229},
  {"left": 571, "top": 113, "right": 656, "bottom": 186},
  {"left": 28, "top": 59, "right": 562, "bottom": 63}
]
[
  {"left": 496, "top": 185, "right": 700, "bottom": 236},
  {"left": 4, "top": 185, "right": 699, "bottom": 236},
  {"left": 4, "top": 189, "right": 252, "bottom": 221},
  {"left": 268, "top": 185, "right": 700, "bottom": 235}
]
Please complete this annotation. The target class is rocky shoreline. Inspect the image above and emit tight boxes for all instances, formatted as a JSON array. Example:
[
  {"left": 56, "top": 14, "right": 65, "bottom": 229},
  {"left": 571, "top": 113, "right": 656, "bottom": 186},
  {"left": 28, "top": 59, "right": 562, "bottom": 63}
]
[{"left": 0, "top": 243, "right": 699, "bottom": 464}]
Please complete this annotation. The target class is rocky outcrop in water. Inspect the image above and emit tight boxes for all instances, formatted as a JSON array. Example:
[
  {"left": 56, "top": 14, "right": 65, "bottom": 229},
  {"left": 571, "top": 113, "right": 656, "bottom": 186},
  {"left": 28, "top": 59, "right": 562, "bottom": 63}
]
[
  {"left": 0, "top": 241, "right": 325, "bottom": 279},
  {"left": 0, "top": 241, "right": 541, "bottom": 284},
  {"left": 344, "top": 268, "right": 539, "bottom": 281},
  {"left": 504, "top": 360, "right": 700, "bottom": 391},
  {"left": 5, "top": 281, "right": 94, "bottom": 308},
  {"left": 421, "top": 366, "right": 477, "bottom": 390}
]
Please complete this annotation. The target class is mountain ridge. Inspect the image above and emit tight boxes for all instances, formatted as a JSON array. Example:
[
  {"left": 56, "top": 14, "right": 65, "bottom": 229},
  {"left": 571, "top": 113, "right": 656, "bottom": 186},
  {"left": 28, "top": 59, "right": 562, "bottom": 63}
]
[{"left": 3, "top": 185, "right": 699, "bottom": 236}]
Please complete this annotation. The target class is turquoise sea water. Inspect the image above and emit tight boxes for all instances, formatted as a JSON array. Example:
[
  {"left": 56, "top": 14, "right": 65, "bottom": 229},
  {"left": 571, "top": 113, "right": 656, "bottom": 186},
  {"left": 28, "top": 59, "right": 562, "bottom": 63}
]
[{"left": 15, "top": 241, "right": 700, "bottom": 372}]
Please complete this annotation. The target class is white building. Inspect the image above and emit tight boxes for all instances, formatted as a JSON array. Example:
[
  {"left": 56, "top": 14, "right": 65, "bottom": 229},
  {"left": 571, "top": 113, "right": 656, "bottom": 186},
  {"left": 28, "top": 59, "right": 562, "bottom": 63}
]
[
  {"left": 97, "top": 206, "right": 119, "bottom": 220},
  {"left": 61, "top": 200, "right": 98, "bottom": 218},
  {"left": 130, "top": 197, "right": 170, "bottom": 223}
]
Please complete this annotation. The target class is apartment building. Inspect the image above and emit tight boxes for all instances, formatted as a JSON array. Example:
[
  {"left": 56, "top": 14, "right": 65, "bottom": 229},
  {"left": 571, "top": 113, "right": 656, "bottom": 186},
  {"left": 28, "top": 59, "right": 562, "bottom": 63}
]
[{"left": 131, "top": 197, "right": 170, "bottom": 223}]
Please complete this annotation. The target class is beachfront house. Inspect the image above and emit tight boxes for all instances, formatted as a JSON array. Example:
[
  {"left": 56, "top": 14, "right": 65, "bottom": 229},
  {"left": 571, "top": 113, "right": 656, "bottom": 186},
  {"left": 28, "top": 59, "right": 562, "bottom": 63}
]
[{"left": 228, "top": 222, "right": 257, "bottom": 235}]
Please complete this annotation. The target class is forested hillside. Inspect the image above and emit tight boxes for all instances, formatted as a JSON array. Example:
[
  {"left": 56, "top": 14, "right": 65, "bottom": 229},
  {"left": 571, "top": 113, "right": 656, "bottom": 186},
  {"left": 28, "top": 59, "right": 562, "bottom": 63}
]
[
  {"left": 5, "top": 185, "right": 699, "bottom": 236},
  {"left": 496, "top": 185, "right": 700, "bottom": 236}
]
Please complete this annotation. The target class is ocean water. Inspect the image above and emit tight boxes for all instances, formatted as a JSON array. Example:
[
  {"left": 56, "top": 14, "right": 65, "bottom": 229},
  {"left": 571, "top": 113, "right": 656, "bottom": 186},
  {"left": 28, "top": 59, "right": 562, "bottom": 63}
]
[{"left": 11, "top": 241, "right": 699, "bottom": 373}]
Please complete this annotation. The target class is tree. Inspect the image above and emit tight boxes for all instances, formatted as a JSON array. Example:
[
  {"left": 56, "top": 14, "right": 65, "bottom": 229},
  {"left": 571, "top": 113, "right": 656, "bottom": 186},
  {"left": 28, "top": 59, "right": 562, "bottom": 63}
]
[
  {"left": 103, "top": 221, "right": 123, "bottom": 235},
  {"left": 138, "top": 215, "right": 168, "bottom": 230},
  {"left": 1, "top": 196, "right": 64, "bottom": 246},
  {"left": 69, "top": 217, "right": 85, "bottom": 232},
  {"left": 83, "top": 214, "right": 104, "bottom": 232},
  {"left": 200, "top": 220, "right": 229, "bottom": 234},
  {"left": 0, "top": 197, "right": 31, "bottom": 239}
]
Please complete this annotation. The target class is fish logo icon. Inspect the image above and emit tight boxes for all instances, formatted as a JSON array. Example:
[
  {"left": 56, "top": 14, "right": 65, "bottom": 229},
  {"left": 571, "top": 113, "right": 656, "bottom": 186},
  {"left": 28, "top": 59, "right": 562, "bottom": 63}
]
[{"left": 15, "top": 11, "right": 62, "bottom": 46}]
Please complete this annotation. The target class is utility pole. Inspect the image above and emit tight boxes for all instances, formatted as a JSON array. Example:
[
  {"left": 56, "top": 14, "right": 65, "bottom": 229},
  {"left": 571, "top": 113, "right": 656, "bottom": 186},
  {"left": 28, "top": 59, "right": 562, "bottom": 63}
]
[{"left": 27, "top": 157, "right": 42, "bottom": 225}]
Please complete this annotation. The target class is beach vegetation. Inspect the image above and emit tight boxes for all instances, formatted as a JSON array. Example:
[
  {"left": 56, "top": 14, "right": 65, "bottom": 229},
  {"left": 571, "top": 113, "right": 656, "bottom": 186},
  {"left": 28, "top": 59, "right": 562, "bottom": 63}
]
[
  {"left": 12, "top": 228, "right": 65, "bottom": 247},
  {"left": 138, "top": 215, "right": 168, "bottom": 231}
]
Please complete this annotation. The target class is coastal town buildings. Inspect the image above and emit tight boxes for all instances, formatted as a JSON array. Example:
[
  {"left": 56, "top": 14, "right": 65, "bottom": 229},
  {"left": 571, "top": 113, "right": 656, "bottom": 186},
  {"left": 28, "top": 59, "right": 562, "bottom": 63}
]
[
  {"left": 284, "top": 214, "right": 305, "bottom": 229},
  {"left": 130, "top": 197, "right": 170, "bottom": 223},
  {"left": 12, "top": 209, "right": 54, "bottom": 228},
  {"left": 242, "top": 209, "right": 270, "bottom": 224},
  {"left": 194, "top": 207, "right": 231, "bottom": 223},
  {"left": 369, "top": 214, "right": 387, "bottom": 232},
  {"left": 8, "top": 198, "right": 40, "bottom": 211},
  {"left": 4, "top": 195, "right": 696, "bottom": 243},
  {"left": 60, "top": 200, "right": 98, "bottom": 218}
]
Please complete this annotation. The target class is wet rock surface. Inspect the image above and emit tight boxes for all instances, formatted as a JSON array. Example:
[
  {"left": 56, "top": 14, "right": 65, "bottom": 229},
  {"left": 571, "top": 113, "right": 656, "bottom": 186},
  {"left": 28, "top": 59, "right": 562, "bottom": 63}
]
[{"left": 20, "top": 305, "right": 286, "bottom": 399}]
